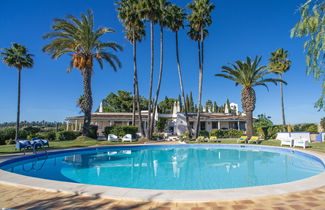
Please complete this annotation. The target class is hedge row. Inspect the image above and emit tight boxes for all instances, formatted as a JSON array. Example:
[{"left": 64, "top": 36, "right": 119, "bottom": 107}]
[
  {"left": 104, "top": 125, "right": 138, "bottom": 138},
  {"left": 198, "top": 129, "right": 244, "bottom": 138},
  {"left": 0, "top": 127, "right": 83, "bottom": 145}
]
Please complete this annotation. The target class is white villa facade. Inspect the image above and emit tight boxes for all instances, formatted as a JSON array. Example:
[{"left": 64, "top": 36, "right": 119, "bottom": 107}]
[{"left": 65, "top": 102, "right": 247, "bottom": 136}]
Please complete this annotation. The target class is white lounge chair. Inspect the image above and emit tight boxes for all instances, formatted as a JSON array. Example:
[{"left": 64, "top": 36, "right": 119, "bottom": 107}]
[
  {"left": 293, "top": 138, "right": 309, "bottom": 149},
  {"left": 107, "top": 134, "right": 120, "bottom": 142},
  {"left": 122, "top": 134, "right": 133, "bottom": 142},
  {"left": 281, "top": 138, "right": 293, "bottom": 147}
]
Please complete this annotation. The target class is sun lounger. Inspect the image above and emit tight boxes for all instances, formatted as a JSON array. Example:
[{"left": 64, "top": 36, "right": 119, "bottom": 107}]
[
  {"left": 122, "top": 134, "right": 133, "bottom": 142},
  {"left": 237, "top": 136, "right": 248, "bottom": 143},
  {"left": 293, "top": 138, "right": 309, "bottom": 149},
  {"left": 15, "top": 140, "right": 32, "bottom": 151},
  {"left": 248, "top": 136, "right": 261, "bottom": 144},
  {"left": 209, "top": 136, "right": 218, "bottom": 142},
  {"left": 31, "top": 138, "right": 49, "bottom": 148},
  {"left": 281, "top": 138, "right": 293, "bottom": 147},
  {"left": 196, "top": 136, "right": 205, "bottom": 142},
  {"left": 107, "top": 134, "right": 120, "bottom": 142}
]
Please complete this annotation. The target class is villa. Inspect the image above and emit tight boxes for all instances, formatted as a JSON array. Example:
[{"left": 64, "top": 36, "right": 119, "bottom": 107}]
[{"left": 65, "top": 102, "right": 248, "bottom": 136}]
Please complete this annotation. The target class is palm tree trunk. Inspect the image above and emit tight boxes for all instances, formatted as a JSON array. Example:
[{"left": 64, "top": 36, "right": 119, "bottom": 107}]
[
  {"left": 133, "top": 36, "right": 145, "bottom": 137},
  {"left": 132, "top": 74, "right": 136, "bottom": 126},
  {"left": 151, "top": 26, "right": 164, "bottom": 137},
  {"left": 246, "top": 110, "right": 253, "bottom": 138},
  {"left": 147, "top": 22, "right": 154, "bottom": 139},
  {"left": 15, "top": 68, "right": 22, "bottom": 141},
  {"left": 280, "top": 74, "right": 286, "bottom": 127},
  {"left": 195, "top": 28, "right": 204, "bottom": 138},
  {"left": 82, "top": 67, "right": 93, "bottom": 137},
  {"left": 175, "top": 31, "right": 191, "bottom": 138}
]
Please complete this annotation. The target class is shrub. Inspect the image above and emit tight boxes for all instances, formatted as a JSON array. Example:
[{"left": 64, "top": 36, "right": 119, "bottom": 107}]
[
  {"left": 56, "top": 131, "right": 81, "bottom": 141},
  {"left": 199, "top": 130, "right": 209, "bottom": 137},
  {"left": 210, "top": 129, "right": 223, "bottom": 138},
  {"left": 5, "top": 139, "right": 15, "bottom": 145},
  {"left": 0, "top": 128, "right": 15, "bottom": 141},
  {"left": 18, "top": 129, "right": 28, "bottom": 139},
  {"left": 225, "top": 129, "right": 244, "bottom": 138},
  {"left": 46, "top": 131, "right": 57, "bottom": 141},
  {"left": 306, "top": 124, "right": 318, "bottom": 133},
  {"left": 104, "top": 125, "right": 138, "bottom": 138},
  {"left": 156, "top": 117, "right": 168, "bottom": 132},
  {"left": 88, "top": 125, "right": 98, "bottom": 139},
  {"left": 209, "top": 129, "right": 244, "bottom": 138},
  {"left": 321, "top": 117, "right": 325, "bottom": 130},
  {"left": 23, "top": 126, "right": 41, "bottom": 135}
]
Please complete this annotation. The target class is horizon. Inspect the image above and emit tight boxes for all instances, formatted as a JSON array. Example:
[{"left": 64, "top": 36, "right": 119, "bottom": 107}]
[{"left": 0, "top": 0, "right": 323, "bottom": 125}]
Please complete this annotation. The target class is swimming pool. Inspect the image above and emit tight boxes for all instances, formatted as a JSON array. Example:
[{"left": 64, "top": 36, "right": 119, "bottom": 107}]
[{"left": 1, "top": 145, "right": 324, "bottom": 191}]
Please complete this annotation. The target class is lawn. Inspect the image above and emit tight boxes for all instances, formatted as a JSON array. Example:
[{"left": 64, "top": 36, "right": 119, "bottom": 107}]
[{"left": 0, "top": 137, "right": 324, "bottom": 155}]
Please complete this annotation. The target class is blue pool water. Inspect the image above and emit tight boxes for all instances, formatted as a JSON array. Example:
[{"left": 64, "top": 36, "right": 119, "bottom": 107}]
[{"left": 1, "top": 145, "right": 324, "bottom": 190}]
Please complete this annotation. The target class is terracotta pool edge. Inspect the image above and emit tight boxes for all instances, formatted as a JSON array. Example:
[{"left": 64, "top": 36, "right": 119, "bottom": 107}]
[{"left": 0, "top": 144, "right": 325, "bottom": 202}]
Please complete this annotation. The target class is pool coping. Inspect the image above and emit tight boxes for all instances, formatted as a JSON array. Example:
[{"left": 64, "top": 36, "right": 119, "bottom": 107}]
[{"left": 0, "top": 144, "right": 325, "bottom": 202}]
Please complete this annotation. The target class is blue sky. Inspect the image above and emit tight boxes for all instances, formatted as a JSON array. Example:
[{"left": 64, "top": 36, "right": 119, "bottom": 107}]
[{"left": 0, "top": 0, "right": 323, "bottom": 124}]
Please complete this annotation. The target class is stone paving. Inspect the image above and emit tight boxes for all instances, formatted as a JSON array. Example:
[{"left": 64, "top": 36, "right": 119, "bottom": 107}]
[{"left": 0, "top": 184, "right": 325, "bottom": 209}]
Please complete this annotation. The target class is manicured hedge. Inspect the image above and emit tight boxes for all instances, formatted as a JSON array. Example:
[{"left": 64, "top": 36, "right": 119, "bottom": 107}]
[
  {"left": 56, "top": 131, "right": 82, "bottom": 141},
  {"left": 104, "top": 125, "right": 138, "bottom": 138},
  {"left": 209, "top": 129, "right": 244, "bottom": 138}
]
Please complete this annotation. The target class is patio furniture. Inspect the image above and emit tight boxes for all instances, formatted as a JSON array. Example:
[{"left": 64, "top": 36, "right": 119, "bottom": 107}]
[
  {"left": 122, "top": 134, "right": 133, "bottom": 142},
  {"left": 15, "top": 140, "right": 32, "bottom": 151},
  {"left": 31, "top": 138, "right": 49, "bottom": 148},
  {"left": 196, "top": 136, "right": 205, "bottom": 142},
  {"left": 107, "top": 134, "right": 120, "bottom": 142},
  {"left": 209, "top": 136, "right": 218, "bottom": 142},
  {"left": 315, "top": 132, "right": 325, "bottom": 142},
  {"left": 281, "top": 138, "right": 294, "bottom": 147},
  {"left": 293, "top": 138, "right": 310, "bottom": 149},
  {"left": 237, "top": 136, "right": 248, "bottom": 143},
  {"left": 248, "top": 136, "right": 261, "bottom": 144}
]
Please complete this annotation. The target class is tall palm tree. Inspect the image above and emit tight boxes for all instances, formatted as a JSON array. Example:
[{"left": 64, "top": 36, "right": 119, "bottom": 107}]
[
  {"left": 116, "top": 0, "right": 146, "bottom": 137},
  {"left": 268, "top": 48, "right": 291, "bottom": 127},
  {"left": 215, "top": 56, "right": 286, "bottom": 138},
  {"left": 0, "top": 43, "right": 34, "bottom": 141},
  {"left": 188, "top": 0, "right": 215, "bottom": 138},
  {"left": 150, "top": 0, "right": 171, "bottom": 137},
  {"left": 139, "top": 0, "right": 160, "bottom": 138},
  {"left": 167, "top": 4, "right": 192, "bottom": 137},
  {"left": 43, "top": 10, "right": 122, "bottom": 136}
]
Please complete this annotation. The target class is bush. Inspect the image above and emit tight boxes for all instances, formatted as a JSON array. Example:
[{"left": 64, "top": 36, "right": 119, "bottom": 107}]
[
  {"left": 199, "top": 130, "right": 209, "bottom": 137},
  {"left": 23, "top": 126, "right": 41, "bottom": 135},
  {"left": 88, "top": 125, "right": 98, "bottom": 139},
  {"left": 104, "top": 125, "right": 138, "bottom": 138},
  {"left": 306, "top": 124, "right": 318, "bottom": 133},
  {"left": 210, "top": 129, "right": 224, "bottom": 138},
  {"left": 209, "top": 129, "right": 244, "bottom": 138},
  {"left": 46, "top": 131, "right": 57, "bottom": 141},
  {"left": 0, "top": 128, "right": 15, "bottom": 142},
  {"left": 56, "top": 131, "right": 81, "bottom": 141},
  {"left": 5, "top": 139, "right": 15, "bottom": 145}
]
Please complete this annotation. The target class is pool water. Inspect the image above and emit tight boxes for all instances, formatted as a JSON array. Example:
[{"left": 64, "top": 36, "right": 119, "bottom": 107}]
[{"left": 1, "top": 145, "right": 324, "bottom": 190}]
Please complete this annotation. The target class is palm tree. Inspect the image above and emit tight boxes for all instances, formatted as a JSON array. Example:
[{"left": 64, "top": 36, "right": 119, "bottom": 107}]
[
  {"left": 167, "top": 4, "right": 192, "bottom": 137},
  {"left": 139, "top": 0, "right": 160, "bottom": 138},
  {"left": 116, "top": 0, "right": 146, "bottom": 137},
  {"left": 188, "top": 0, "right": 215, "bottom": 138},
  {"left": 150, "top": 0, "right": 171, "bottom": 138},
  {"left": 43, "top": 10, "right": 122, "bottom": 136},
  {"left": 268, "top": 48, "right": 291, "bottom": 127},
  {"left": 215, "top": 56, "right": 286, "bottom": 138},
  {"left": 0, "top": 43, "right": 34, "bottom": 141}
]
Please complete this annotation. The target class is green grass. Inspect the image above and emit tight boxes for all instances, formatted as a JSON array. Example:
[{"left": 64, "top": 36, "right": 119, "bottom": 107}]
[
  {"left": 0, "top": 137, "right": 324, "bottom": 155},
  {"left": 0, "top": 137, "right": 139, "bottom": 155}
]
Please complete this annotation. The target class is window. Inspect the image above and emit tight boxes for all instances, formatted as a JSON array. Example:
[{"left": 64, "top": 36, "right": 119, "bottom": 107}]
[
  {"left": 200, "top": 122, "right": 206, "bottom": 131},
  {"left": 190, "top": 122, "right": 194, "bottom": 129},
  {"left": 212, "top": 122, "right": 218, "bottom": 129}
]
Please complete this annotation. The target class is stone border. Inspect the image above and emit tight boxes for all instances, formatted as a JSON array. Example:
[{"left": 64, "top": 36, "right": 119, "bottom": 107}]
[{"left": 0, "top": 144, "right": 325, "bottom": 202}]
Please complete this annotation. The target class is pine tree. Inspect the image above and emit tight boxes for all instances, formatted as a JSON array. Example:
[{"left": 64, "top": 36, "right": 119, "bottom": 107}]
[
  {"left": 178, "top": 94, "right": 183, "bottom": 112},
  {"left": 189, "top": 91, "right": 194, "bottom": 112},
  {"left": 186, "top": 94, "right": 190, "bottom": 113},
  {"left": 213, "top": 101, "right": 218, "bottom": 113}
]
